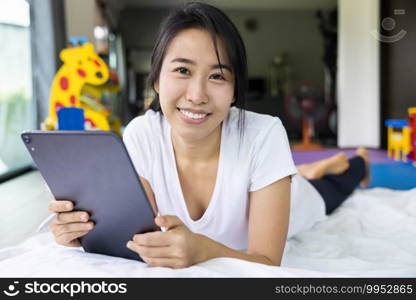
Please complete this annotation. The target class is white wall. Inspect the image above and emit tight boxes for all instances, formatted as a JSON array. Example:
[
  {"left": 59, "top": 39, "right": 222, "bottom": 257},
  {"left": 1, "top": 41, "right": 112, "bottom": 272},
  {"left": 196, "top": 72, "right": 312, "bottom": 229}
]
[
  {"left": 337, "top": 0, "right": 380, "bottom": 148},
  {"left": 64, "top": 0, "right": 96, "bottom": 44}
]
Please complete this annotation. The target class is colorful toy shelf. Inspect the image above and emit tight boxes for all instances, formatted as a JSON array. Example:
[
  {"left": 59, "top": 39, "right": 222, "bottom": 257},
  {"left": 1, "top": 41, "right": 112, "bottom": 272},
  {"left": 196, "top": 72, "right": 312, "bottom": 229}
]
[{"left": 385, "top": 107, "right": 416, "bottom": 165}]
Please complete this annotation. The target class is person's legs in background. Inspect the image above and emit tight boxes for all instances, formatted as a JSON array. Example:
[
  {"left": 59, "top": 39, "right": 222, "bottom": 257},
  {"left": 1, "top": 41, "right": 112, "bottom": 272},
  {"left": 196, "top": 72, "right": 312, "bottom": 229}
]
[
  {"left": 297, "top": 147, "right": 371, "bottom": 215},
  {"left": 297, "top": 152, "right": 350, "bottom": 180}
]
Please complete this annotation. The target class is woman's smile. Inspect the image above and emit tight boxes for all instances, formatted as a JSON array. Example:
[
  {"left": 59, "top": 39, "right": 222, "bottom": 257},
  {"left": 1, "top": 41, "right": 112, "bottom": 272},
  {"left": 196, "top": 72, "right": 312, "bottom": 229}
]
[{"left": 177, "top": 108, "right": 211, "bottom": 124}]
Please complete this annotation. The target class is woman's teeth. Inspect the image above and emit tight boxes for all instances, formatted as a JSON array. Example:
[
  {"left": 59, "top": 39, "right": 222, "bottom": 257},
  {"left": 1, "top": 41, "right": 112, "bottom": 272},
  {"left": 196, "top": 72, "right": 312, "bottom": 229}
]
[{"left": 179, "top": 109, "right": 208, "bottom": 120}]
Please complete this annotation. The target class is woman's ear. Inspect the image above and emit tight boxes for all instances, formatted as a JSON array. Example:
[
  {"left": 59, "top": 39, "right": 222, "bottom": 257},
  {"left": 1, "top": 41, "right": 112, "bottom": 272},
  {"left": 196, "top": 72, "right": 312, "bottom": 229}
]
[{"left": 154, "top": 81, "right": 159, "bottom": 94}]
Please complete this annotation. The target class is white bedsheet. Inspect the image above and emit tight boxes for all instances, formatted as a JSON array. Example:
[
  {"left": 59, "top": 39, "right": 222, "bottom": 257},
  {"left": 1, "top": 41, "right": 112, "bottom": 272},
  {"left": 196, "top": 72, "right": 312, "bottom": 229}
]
[
  {"left": 0, "top": 188, "right": 415, "bottom": 277},
  {"left": 0, "top": 231, "right": 332, "bottom": 277},
  {"left": 282, "top": 188, "right": 416, "bottom": 277}
]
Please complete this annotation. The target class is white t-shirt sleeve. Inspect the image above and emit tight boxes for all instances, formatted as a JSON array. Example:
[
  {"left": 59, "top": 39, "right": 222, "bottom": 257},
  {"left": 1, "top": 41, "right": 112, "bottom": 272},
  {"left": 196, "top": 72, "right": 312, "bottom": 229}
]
[
  {"left": 249, "top": 119, "right": 297, "bottom": 192},
  {"left": 122, "top": 116, "right": 154, "bottom": 182}
]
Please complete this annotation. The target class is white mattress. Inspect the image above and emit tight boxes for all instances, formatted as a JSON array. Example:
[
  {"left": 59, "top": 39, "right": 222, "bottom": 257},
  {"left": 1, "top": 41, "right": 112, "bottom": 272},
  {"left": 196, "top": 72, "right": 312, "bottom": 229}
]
[
  {"left": 0, "top": 188, "right": 415, "bottom": 277},
  {"left": 282, "top": 188, "right": 416, "bottom": 277}
]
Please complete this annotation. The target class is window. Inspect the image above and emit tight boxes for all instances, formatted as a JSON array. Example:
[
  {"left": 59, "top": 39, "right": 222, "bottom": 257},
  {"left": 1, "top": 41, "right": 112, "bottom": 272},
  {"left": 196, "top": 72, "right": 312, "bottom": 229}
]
[{"left": 0, "top": 0, "right": 34, "bottom": 179}]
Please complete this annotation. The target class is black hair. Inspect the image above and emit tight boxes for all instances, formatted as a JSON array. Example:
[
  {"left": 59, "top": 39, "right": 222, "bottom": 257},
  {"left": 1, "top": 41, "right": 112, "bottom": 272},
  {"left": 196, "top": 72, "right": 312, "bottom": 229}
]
[{"left": 147, "top": 1, "right": 247, "bottom": 138}]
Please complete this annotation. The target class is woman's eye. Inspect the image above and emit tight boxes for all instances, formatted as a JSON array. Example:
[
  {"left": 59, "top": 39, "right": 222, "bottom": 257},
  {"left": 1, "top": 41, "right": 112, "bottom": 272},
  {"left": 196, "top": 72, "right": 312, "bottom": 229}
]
[
  {"left": 174, "top": 67, "right": 190, "bottom": 75},
  {"left": 210, "top": 73, "right": 226, "bottom": 81}
]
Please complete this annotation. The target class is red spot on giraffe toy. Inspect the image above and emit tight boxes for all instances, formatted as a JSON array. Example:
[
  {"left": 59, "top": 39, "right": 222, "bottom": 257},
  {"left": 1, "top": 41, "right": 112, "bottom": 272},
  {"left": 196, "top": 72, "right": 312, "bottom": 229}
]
[
  {"left": 42, "top": 42, "right": 110, "bottom": 130},
  {"left": 77, "top": 69, "right": 87, "bottom": 78},
  {"left": 60, "top": 77, "right": 69, "bottom": 90},
  {"left": 69, "top": 95, "right": 76, "bottom": 105}
]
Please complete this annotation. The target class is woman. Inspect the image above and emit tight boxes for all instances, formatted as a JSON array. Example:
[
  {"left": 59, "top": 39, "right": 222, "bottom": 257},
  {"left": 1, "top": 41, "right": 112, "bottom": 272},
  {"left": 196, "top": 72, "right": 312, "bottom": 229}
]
[{"left": 48, "top": 3, "right": 370, "bottom": 268}]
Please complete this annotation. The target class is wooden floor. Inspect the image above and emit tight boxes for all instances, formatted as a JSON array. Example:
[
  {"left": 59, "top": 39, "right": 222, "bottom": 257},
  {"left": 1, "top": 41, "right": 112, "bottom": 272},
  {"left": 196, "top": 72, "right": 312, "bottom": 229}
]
[{"left": 0, "top": 171, "right": 53, "bottom": 248}]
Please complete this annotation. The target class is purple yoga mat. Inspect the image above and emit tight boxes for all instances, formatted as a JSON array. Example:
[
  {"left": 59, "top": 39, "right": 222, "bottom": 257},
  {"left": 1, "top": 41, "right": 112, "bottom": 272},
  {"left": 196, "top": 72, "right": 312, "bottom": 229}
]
[{"left": 292, "top": 148, "right": 391, "bottom": 165}]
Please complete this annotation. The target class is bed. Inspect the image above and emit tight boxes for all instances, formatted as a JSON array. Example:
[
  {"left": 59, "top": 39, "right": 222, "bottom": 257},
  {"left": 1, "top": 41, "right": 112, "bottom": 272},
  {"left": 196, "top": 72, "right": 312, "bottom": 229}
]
[{"left": 1, "top": 187, "right": 415, "bottom": 277}]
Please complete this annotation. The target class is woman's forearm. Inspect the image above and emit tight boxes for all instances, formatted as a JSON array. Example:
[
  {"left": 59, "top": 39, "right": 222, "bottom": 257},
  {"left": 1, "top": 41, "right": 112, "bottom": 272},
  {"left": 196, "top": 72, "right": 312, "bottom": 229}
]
[{"left": 193, "top": 233, "right": 280, "bottom": 266}]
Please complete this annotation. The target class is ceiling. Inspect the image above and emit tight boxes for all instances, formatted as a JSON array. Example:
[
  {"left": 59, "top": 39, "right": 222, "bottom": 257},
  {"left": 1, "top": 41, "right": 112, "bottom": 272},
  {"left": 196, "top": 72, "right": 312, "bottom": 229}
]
[
  {"left": 111, "top": 0, "right": 337, "bottom": 10},
  {"left": 101, "top": 0, "right": 337, "bottom": 29}
]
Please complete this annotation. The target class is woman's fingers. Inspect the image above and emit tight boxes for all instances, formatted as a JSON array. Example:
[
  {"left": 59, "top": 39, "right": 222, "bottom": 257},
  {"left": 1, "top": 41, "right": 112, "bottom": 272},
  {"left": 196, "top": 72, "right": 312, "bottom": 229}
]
[
  {"left": 51, "top": 221, "right": 94, "bottom": 247},
  {"left": 55, "top": 211, "right": 89, "bottom": 224},
  {"left": 48, "top": 200, "right": 94, "bottom": 247},
  {"left": 140, "top": 256, "right": 186, "bottom": 269},
  {"left": 52, "top": 222, "right": 94, "bottom": 237},
  {"left": 132, "top": 231, "right": 174, "bottom": 247},
  {"left": 56, "top": 230, "right": 89, "bottom": 247},
  {"left": 127, "top": 242, "right": 171, "bottom": 258},
  {"left": 48, "top": 200, "right": 74, "bottom": 213}
]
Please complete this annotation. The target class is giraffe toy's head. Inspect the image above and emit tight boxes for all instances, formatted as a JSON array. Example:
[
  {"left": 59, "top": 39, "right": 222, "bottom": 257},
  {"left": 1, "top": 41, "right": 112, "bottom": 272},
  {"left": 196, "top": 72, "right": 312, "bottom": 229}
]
[{"left": 59, "top": 42, "right": 109, "bottom": 85}]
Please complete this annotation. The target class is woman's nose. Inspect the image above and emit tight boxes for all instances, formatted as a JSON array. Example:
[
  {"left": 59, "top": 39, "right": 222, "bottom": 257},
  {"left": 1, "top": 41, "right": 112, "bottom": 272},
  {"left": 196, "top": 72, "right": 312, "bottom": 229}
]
[{"left": 186, "top": 78, "right": 208, "bottom": 104}]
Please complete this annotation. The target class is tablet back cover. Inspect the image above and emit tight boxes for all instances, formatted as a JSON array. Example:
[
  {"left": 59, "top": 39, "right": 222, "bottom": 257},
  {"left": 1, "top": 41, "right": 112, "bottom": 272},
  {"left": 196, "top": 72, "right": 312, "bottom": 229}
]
[{"left": 22, "top": 130, "right": 158, "bottom": 261}]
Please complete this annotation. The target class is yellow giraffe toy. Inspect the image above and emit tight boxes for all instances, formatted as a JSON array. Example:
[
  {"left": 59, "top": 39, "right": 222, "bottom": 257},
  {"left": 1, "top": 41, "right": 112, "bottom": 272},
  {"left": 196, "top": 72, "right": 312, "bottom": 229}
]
[{"left": 43, "top": 42, "right": 110, "bottom": 130}]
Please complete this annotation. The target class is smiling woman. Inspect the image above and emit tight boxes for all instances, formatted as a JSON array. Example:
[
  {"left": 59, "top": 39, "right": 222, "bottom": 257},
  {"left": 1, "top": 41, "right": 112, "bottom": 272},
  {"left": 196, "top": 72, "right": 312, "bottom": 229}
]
[
  {"left": 46, "top": 2, "right": 373, "bottom": 269},
  {"left": 48, "top": 2, "right": 297, "bottom": 268}
]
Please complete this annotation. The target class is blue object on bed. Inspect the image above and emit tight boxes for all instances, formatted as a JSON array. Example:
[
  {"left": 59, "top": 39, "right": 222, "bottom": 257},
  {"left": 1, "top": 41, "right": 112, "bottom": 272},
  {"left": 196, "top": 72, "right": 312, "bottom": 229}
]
[{"left": 367, "top": 162, "right": 416, "bottom": 190}]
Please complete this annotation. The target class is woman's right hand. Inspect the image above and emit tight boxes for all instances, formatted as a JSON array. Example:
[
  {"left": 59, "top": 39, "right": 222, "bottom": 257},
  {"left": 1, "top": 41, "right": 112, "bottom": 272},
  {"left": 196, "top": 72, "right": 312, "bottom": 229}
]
[{"left": 48, "top": 200, "right": 94, "bottom": 247}]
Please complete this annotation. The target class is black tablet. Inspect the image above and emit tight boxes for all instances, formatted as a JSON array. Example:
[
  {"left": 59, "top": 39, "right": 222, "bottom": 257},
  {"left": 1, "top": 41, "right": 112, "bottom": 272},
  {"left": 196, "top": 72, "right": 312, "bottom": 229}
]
[{"left": 21, "top": 130, "right": 159, "bottom": 261}]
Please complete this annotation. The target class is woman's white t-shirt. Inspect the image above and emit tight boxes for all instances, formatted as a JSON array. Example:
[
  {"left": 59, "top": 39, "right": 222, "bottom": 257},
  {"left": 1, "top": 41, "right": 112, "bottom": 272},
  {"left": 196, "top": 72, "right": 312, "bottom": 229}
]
[{"left": 123, "top": 107, "right": 326, "bottom": 251}]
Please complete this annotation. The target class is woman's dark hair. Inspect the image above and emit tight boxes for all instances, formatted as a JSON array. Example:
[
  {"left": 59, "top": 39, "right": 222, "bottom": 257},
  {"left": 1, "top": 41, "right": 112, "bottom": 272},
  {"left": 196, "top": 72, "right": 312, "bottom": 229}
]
[{"left": 147, "top": 1, "right": 247, "bottom": 137}]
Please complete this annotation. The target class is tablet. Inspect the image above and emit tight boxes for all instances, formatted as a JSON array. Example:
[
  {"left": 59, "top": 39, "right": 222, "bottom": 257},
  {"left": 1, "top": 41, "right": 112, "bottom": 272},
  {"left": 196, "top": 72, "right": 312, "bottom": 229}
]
[{"left": 21, "top": 130, "right": 159, "bottom": 261}]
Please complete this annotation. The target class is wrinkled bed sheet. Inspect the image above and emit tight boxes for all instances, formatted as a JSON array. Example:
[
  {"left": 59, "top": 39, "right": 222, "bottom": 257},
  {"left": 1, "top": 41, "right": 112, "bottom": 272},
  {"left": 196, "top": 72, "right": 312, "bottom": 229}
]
[
  {"left": 1, "top": 188, "right": 415, "bottom": 277},
  {"left": 0, "top": 231, "right": 334, "bottom": 277},
  {"left": 282, "top": 188, "right": 416, "bottom": 277}
]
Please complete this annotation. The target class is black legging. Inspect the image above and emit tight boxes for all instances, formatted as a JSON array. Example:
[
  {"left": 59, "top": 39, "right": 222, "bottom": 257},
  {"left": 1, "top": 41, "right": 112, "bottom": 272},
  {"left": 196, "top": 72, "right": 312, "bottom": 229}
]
[{"left": 308, "top": 156, "right": 367, "bottom": 215}]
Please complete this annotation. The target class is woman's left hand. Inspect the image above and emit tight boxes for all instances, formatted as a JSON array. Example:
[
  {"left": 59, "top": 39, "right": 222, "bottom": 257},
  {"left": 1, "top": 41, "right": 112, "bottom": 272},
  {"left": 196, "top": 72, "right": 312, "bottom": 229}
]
[{"left": 127, "top": 215, "right": 202, "bottom": 268}]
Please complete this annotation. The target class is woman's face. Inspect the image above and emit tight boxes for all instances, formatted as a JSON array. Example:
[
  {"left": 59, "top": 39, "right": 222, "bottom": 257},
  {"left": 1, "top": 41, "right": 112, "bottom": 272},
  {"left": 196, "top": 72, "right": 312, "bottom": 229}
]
[{"left": 155, "top": 28, "right": 235, "bottom": 142}]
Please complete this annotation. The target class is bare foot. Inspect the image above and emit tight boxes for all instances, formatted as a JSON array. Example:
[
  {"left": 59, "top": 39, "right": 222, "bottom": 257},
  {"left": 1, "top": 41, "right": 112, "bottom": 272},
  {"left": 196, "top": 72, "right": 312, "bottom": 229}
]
[
  {"left": 324, "top": 153, "right": 350, "bottom": 176},
  {"left": 356, "top": 147, "right": 371, "bottom": 188},
  {"left": 297, "top": 152, "right": 350, "bottom": 180}
]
